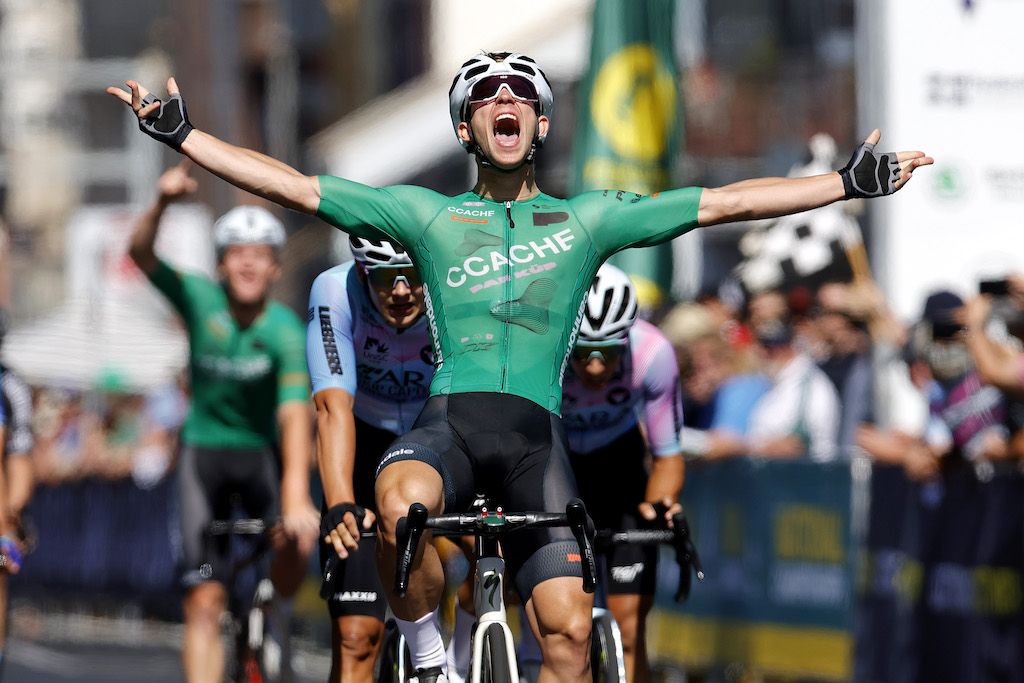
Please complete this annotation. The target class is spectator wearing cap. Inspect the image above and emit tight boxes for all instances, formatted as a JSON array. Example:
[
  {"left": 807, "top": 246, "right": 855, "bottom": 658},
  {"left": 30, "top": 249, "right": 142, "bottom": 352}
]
[
  {"left": 916, "top": 290, "right": 1010, "bottom": 466},
  {"left": 746, "top": 315, "right": 841, "bottom": 462}
]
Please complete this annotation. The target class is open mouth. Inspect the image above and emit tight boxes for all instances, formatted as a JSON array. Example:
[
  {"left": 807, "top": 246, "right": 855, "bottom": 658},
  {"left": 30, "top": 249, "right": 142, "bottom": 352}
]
[
  {"left": 389, "top": 303, "right": 414, "bottom": 318},
  {"left": 493, "top": 112, "right": 521, "bottom": 148}
]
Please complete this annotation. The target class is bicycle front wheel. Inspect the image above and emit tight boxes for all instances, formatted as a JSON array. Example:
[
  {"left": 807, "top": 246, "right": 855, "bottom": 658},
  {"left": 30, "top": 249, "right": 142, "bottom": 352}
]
[
  {"left": 480, "top": 623, "right": 513, "bottom": 683},
  {"left": 375, "top": 620, "right": 410, "bottom": 683},
  {"left": 590, "top": 609, "right": 626, "bottom": 683}
]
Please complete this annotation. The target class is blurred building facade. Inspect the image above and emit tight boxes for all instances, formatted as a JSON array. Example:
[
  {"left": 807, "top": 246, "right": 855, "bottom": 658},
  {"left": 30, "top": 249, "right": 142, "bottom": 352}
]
[{"left": 0, "top": 0, "right": 856, "bottom": 321}]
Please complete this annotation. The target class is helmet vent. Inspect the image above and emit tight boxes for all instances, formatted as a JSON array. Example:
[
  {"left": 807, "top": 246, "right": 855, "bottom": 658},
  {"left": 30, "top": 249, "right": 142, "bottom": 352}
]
[
  {"left": 510, "top": 63, "right": 536, "bottom": 76},
  {"left": 464, "top": 64, "right": 489, "bottom": 80}
]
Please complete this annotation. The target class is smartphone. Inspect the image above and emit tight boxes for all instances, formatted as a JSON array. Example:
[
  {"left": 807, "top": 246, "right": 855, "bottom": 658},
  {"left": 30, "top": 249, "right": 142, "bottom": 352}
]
[{"left": 979, "top": 278, "right": 1011, "bottom": 296}]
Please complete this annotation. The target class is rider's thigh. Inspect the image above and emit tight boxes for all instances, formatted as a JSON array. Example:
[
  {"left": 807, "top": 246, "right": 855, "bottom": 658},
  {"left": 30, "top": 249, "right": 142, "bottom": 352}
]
[{"left": 375, "top": 460, "right": 444, "bottom": 541}]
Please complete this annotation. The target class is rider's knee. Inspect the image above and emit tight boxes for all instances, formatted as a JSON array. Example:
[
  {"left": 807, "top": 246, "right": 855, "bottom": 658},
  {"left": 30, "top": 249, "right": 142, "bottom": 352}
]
[
  {"left": 536, "top": 618, "right": 593, "bottom": 675},
  {"left": 184, "top": 583, "right": 225, "bottom": 625},
  {"left": 338, "top": 622, "right": 382, "bottom": 662},
  {"left": 376, "top": 486, "right": 414, "bottom": 545},
  {"left": 539, "top": 610, "right": 592, "bottom": 663},
  {"left": 375, "top": 471, "right": 442, "bottom": 545}
]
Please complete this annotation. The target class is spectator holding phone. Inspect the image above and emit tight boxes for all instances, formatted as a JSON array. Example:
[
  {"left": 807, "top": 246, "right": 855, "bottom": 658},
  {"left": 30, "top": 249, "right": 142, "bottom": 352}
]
[
  {"left": 963, "top": 275, "right": 1024, "bottom": 396},
  {"left": 916, "top": 290, "right": 1011, "bottom": 468}
]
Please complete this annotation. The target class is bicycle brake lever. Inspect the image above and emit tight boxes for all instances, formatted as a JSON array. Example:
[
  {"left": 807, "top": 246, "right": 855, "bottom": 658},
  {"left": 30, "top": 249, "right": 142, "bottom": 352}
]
[
  {"left": 670, "top": 512, "right": 705, "bottom": 603},
  {"left": 394, "top": 502, "right": 428, "bottom": 597},
  {"left": 566, "top": 498, "right": 597, "bottom": 594},
  {"left": 320, "top": 555, "right": 339, "bottom": 600}
]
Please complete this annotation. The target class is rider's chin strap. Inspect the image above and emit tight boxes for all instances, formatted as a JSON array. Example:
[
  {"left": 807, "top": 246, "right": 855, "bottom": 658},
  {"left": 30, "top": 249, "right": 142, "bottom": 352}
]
[{"left": 466, "top": 130, "right": 542, "bottom": 173}]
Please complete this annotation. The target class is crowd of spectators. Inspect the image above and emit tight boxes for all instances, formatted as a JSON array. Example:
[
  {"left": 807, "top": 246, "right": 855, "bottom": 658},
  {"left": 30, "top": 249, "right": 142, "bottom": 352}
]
[
  {"left": 22, "top": 377, "right": 186, "bottom": 488},
  {"left": 663, "top": 272, "right": 1024, "bottom": 475}
]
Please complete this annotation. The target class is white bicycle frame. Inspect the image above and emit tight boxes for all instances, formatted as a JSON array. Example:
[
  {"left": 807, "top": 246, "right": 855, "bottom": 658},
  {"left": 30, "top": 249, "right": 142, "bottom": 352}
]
[{"left": 469, "top": 555, "right": 519, "bottom": 683}]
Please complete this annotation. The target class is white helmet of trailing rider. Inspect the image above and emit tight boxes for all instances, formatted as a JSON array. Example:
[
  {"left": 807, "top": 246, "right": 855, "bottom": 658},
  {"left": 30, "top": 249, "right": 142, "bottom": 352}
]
[
  {"left": 349, "top": 236, "right": 412, "bottom": 267},
  {"left": 448, "top": 51, "right": 554, "bottom": 149},
  {"left": 578, "top": 264, "right": 639, "bottom": 344},
  {"left": 213, "top": 206, "right": 286, "bottom": 256}
]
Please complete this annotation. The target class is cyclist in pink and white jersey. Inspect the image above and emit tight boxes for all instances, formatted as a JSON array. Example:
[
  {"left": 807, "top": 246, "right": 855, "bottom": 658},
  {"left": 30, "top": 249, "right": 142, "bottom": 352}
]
[{"left": 561, "top": 264, "right": 684, "bottom": 683}]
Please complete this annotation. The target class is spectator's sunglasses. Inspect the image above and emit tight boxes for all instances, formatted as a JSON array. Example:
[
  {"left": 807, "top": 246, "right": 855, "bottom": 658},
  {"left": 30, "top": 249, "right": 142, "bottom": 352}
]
[
  {"left": 468, "top": 75, "right": 540, "bottom": 109},
  {"left": 572, "top": 344, "right": 626, "bottom": 364},
  {"left": 363, "top": 264, "right": 422, "bottom": 291}
]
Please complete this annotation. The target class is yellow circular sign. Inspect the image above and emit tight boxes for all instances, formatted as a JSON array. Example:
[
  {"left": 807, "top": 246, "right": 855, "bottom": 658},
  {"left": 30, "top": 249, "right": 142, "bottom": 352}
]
[{"left": 591, "top": 44, "right": 677, "bottom": 161}]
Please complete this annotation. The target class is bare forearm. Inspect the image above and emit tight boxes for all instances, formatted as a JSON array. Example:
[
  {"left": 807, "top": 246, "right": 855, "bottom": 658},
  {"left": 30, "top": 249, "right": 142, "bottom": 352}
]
[
  {"left": 129, "top": 197, "right": 169, "bottom": 273},
  {"left": 278, "top": 402, "right": 314, "bottom": 509},
  {"left": 0, "top": 436, "right": 11, "bottom": 536},
  {"left": 966, "top": 331, "right": 1023, "bottom": 392},
  {"left": 6, "top": 457, "right": 34, "bottom": 515},
  {"left": 645, "top": 454, "right": 684, "bottom": 503},
  {"left": 751, "top": 435, "right": 805, "bottom": 459},
  {"left": 315, "top": 402, "right": 358, "bottom": 507},
  {"left": 699, "top": 173, "right": 845, "bottom": 226},
  {"left": 180, "top": 130, "right": 320, "bottom": 213}
]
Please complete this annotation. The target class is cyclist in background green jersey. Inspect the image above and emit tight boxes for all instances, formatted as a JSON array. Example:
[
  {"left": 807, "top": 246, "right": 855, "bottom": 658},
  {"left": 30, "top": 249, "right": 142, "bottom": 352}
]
[
  {"left": 128, "top": 160, "right": 319, "bottom": 683},
  {"left": 110, "top": 52, "right": 931, "bottom": 682}
]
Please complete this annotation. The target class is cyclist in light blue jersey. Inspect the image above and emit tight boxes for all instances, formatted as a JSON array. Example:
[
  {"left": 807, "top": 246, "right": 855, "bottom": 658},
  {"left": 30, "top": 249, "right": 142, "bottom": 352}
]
[{"left": 309, "top": 236, "right": 433, "bottom": 682}]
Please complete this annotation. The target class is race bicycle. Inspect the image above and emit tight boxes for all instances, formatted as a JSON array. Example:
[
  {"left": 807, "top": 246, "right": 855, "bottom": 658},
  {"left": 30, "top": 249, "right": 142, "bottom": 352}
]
[
  {"left": 588, "top": 511, "right": 704, "bottom": 683},
  {"left": 395, "top": 498, "right": 597, "bottom": 683},
  {"left": 203, "top": 518, "right": 279, "bottom": 683}
]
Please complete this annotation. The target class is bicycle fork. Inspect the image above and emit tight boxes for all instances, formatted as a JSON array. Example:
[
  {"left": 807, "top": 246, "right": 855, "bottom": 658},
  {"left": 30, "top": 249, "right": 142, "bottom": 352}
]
[{"left": 470, "top": 555, "right": 518, "bottom": 683}]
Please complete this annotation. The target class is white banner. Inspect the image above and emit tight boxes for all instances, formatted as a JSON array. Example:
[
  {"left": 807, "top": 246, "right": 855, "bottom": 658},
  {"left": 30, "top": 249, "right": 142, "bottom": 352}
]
[{"left": 865, "top": 0, "right": 1024, "bottom": 319}]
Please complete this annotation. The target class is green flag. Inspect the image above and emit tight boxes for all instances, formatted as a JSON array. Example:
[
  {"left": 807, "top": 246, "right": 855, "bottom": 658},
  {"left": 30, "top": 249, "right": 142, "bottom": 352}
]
[{"left": 571, "top": 0, "right": 681, "bottom": 310}]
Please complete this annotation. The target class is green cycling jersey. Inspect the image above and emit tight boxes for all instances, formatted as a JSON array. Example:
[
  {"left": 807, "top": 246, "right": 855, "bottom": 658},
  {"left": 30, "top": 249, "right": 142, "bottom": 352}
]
[
  {"left": 148, "top": 260, "right": 310, "bottom": 448},
  {"left": 317, "top": 177, "right": 702, "bottom": 414}
]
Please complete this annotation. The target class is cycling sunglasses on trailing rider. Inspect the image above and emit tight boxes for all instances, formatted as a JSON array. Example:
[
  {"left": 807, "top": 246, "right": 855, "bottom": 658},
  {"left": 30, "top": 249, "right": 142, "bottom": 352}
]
[
  {"left": 467, "top": 75, "right": 540, "bottom": 111},
  {"left": 363, "top": 264, "right": 422, "bottom": 292},
  {"left": 572, "top": 344, "right": 626, "bottom": 365}
]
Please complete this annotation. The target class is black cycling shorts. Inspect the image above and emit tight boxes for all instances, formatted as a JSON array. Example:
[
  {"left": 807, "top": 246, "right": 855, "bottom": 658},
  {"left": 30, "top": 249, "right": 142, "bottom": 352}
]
[
  {"left": 570, "top": 427, "right": 657, "bottom": 596},
  {"left": 376, "top": 392, "right": 582, "bottom": 601},
  {"left": 319, "top": 417, "right": 391, "bottom": 620},
  {"left": 178, "top": 444, "right": 279, "bottom": 588}
]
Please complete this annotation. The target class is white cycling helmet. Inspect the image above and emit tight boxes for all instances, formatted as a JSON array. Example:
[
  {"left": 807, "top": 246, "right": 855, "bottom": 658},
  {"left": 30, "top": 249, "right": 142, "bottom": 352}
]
[
  {"left": 448, "top": 51, "right": 554, "bottom": 149},
  {"left": 213, "top": 206, "right": 286, "bottom": 255},
  {"left": 578, "top": 264, "right": 639, "bottom": 344},
  {"left": 349, "top": 236, "right": 412, "bottom": 267}
]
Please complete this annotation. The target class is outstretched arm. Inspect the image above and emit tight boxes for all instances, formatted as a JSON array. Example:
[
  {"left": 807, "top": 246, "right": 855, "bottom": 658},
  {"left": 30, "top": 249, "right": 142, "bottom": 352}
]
[
  {"left": 698, "top": 129, "right": 933, "bottom": 227},
  {"left": 107, "top": 78, "right": 321, "bottom": 214},
  {"left": 129, "top": 159, "right": 198, "bottom": 274}
]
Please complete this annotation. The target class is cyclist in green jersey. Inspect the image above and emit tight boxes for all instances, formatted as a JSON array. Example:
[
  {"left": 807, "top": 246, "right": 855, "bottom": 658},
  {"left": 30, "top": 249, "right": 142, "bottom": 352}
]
[
  {"left": 128, "top": 160, "right": 319, "bottom": 683},
  {"left": 110, "top": 51, "right": 930, "bottom": 682}
]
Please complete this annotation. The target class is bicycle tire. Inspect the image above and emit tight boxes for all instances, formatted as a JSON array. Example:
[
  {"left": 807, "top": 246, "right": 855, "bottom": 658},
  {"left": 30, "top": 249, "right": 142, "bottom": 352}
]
[
  {"left": 480, "top": 622, "right": 513, "bottom": 683},
  {"left": 590, "top": 610, "right": 626, "bottom": 683},
  {"left": 375, "top": 620, "right": 410, "bottom": 683}
]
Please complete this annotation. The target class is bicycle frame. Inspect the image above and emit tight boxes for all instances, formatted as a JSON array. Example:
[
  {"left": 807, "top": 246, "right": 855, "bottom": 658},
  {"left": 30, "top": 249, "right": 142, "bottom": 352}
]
[
  {"left": 203, "top": 518, "right": 277, "bottom": 683},
  {"left": 469, "top": 549, "right": 519, "bottom": 682}
]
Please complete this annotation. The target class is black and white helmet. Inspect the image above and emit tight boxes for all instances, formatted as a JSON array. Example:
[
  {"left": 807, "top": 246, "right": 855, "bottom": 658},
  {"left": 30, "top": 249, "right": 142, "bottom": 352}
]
[
  {"left": 349, "top": 236, "right": 412, "bottom": 267},
  {"left": 448, "top": 51, "right": 554, "bottom": 149},
  {"left": 578, "top": 264, "right": 639, "bottom": 344},
  {"left": 213, "top": 206, "right": 286, "bottom": 255}
]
